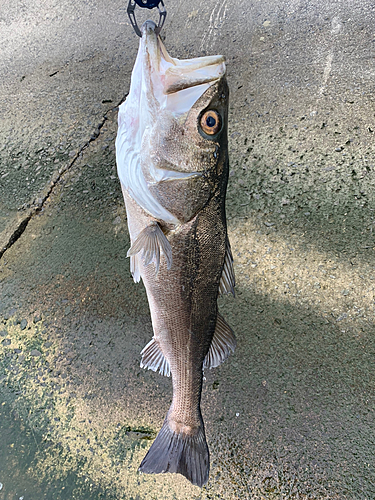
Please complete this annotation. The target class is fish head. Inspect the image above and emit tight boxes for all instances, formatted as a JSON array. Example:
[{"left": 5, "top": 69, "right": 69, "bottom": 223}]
[{"left": 116, "top": 21, "right": 229, "bottom": 225}]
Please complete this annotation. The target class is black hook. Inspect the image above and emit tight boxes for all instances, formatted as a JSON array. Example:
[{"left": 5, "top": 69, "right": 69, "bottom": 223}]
[{"left": 127, "top": 0, "right": 167, "bottom": 37}]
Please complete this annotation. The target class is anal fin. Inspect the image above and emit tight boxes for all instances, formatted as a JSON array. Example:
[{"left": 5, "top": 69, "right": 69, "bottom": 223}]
[
  {"left": 140, "top": 338, "right": 171, "bottom": 377},
  {"left": 203, "top": 313, "right": 236, "bottom": 370},
  {"left": 127, "top": 221, "right": 172, "bottom": 277},
  {"left": 219, "top": 238, "right": 235, "bottom": 296}
]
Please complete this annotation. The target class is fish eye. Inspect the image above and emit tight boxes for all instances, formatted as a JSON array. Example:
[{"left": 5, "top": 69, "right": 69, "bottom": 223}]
[{"left": 199, "top": 110, "right": 222, "bottom": 136}]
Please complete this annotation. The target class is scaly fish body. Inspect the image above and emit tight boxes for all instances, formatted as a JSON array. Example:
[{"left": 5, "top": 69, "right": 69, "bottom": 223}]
[{"left": 116, "top": 21, "right": 235, "bottom": 487}]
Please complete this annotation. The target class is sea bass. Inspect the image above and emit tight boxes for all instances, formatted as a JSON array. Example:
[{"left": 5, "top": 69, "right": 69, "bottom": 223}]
[{"left": 115, "top": 21, "right": 235, "bottom": 487}]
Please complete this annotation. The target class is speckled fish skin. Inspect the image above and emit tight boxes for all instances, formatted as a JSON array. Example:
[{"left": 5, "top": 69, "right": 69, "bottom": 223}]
[{"left": 116, "top": 21, "right": 235, "bottom": 487}]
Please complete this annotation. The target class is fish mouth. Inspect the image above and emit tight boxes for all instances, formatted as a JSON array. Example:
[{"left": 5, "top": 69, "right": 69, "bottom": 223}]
[{"left": 141, "top": 20, "right": 226, "bottom": 115}]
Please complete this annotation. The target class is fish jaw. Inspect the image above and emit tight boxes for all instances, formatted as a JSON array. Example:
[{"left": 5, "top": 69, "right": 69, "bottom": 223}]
[
  {"left": 140, "top": 20, "right": 226, "bottom": 114},
  {"left": 116, "top": 21, "right": 227, "bottom": 225}
]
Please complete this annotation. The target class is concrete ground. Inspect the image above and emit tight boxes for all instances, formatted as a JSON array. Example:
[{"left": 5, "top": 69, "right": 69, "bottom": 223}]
[{"left": 0, "top": 0, "right": 374, "bottom": 498}]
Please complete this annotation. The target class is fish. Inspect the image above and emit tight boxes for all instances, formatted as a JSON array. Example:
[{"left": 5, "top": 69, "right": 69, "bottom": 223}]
[{"left": 115, "top": 20, "right": 236, "bottom": 487}]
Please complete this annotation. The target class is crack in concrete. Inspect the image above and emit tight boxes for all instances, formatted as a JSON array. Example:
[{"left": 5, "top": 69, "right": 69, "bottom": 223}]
[{"left": 0, "top": 96, "right": 126, "bottom": 261}]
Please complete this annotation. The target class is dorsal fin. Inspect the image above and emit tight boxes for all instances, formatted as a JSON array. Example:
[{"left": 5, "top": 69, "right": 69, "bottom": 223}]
[
  {"left": 219, "top": 238, "right": 235, "bottom": 296},
  {"left": 203, "top": 313, "right": 236, "bottom": 370},
  {"left": 140, "top": 338, "right": 171, "bottom": 377}
]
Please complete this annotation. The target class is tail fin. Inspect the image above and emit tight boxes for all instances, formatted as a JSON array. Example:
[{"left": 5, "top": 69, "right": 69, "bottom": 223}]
[{"left": 139, "top": 417, "right": 209, "bottom": 487}]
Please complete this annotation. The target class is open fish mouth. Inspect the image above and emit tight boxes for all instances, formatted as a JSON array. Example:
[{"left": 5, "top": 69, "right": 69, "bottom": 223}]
[{"left": 141, "top": 20, "right": 226, "bottom": 115}]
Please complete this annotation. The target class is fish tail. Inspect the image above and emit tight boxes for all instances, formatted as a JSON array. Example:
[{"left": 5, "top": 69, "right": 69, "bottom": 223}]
[{"left": 138, "top": 415, "right": 209, "bottom": 487}]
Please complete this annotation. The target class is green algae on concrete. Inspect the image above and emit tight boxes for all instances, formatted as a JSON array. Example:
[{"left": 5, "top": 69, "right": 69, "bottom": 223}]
[{"left": 0, "top": 401, "right": 112, "bottom": 500}]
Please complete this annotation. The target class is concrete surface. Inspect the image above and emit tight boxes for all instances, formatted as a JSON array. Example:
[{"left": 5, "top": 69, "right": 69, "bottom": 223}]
[{"left": 0, "top": 0, "right": 374, "bottom": 498}]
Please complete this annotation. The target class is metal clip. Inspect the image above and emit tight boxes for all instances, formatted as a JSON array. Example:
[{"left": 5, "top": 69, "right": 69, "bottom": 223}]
[{"left": 127, "top": 0, "right": 167, "bottom": 37}]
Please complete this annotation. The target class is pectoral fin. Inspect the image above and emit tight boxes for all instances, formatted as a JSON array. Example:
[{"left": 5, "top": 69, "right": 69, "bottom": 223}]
[
  {"left": 203, "top": 313, "right": 236, "bottom": 370},
  {"left": 130, "top": 254, "right": 141, "bottom": 283},
  {"left": 219, "top": 238, "right": 235, "bottom": 296},
  {"left": 127, "top": 221, "right": 172, "bottom": 277},
  {"left": 140, "top": 338, "right": 171, "bottom": 377}
]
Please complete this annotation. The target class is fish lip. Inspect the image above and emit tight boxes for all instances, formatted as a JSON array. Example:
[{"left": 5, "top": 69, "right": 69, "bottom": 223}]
[
  {"left": 141, "top": 20, "right": 158, "bottom": 35},
  {"left": 140, "top": 20, "right": 160, "bottom": 63}
]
